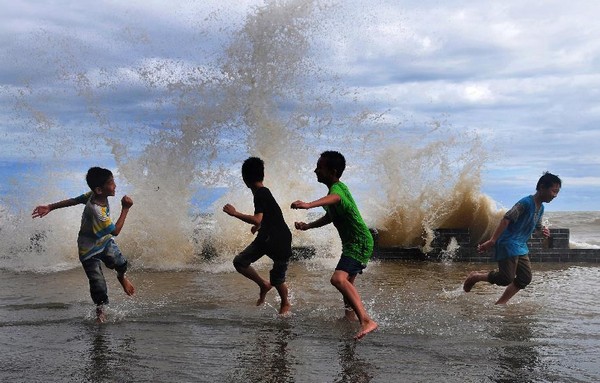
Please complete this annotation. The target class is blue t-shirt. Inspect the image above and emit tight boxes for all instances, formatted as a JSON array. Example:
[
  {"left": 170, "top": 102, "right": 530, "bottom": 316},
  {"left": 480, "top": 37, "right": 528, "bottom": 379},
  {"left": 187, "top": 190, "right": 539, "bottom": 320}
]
[{"left": 495, "top": 195, "right": 543, "bottom": 260}]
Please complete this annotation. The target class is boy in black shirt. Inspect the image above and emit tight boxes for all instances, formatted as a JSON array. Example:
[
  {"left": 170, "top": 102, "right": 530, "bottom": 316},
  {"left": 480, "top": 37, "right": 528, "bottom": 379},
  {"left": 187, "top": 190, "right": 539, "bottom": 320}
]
[{"left": 223, "top": 157, "right": 293, "bottom": 315}]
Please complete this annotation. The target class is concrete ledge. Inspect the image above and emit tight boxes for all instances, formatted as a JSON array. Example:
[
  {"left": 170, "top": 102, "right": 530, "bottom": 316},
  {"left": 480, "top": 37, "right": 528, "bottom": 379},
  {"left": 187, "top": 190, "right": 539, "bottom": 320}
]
[{"left": 372, "top": 227, "right": 600, "bottom": 263}]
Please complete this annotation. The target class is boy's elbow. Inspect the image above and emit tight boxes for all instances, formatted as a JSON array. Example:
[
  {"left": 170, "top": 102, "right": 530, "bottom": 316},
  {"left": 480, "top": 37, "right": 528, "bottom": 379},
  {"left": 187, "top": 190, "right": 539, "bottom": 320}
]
[{"left": 253, "top": 214, "right": 263, "bottom": 227}]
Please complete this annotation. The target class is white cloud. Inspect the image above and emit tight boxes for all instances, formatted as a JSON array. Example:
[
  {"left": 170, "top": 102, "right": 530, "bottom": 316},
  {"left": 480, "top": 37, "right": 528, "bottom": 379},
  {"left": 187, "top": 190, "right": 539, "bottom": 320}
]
[
  {"left": 463, "top": 84, "right": 494, "bottom": 103},
  {"left": 563, "top": 177, "right": 600, "bottom": 187},
  {"left": 1, "top": 0, "right": 600, "bottom": 210}
]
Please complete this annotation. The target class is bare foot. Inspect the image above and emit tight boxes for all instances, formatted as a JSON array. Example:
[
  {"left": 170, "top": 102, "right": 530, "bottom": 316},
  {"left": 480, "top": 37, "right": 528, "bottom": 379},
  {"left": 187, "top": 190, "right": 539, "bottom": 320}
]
[
  {"left": 118, "top": 274, "right": 135, "bottom": 296},
  {"left": 96, "top": 306, "right": 106, "bottom": 324},
  {"left": 256, "top": 283, "right": 272, "bottom": 306},
  {"left": 463, "top": 271, "right": 480, "bottom": 292},
  {"left": 355, "top": 319, "right": 378, "bottom": 340},
  {"left": 279, "top": 302, "right": 291, "bottom": 315}
]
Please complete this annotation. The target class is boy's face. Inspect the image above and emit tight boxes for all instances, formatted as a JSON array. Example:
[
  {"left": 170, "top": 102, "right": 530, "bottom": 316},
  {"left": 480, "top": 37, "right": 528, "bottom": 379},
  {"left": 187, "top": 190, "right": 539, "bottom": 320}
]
[
  {"left": 314, "top": 156, "right": 336, "bottom": 184},
  {"left": 96, "top": 177, "right": 116, "bottom": 196},
  {"left": 540, "top": 183, "right": 560, "bottom": 203}
]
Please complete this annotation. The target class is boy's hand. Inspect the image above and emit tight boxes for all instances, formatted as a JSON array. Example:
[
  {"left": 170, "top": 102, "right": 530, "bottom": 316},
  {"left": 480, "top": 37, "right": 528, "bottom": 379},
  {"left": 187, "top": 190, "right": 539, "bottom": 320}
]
[
  {"left": 542, "top": 226, "right": 551, "bottom": 238},
  {"left": 251, "top": 224, "right": 260, "bottom": 234},
  {"left": 290, "top": 200, "right": 309, "bottom": 209},
  {"left": 32, "top": 205, "right": 51, "bottom": 219},
  {"left": 121, "top": 195, "right": 134, "bottom": 209},
  {"left": 294, "top": 221, "right": 309, "bottom": 231},
  {"left": 223, "top": 204, "right": 237, "bottom": 216},
  {"left": 477, "top": 240, "right": 495, "bottom": 254}
]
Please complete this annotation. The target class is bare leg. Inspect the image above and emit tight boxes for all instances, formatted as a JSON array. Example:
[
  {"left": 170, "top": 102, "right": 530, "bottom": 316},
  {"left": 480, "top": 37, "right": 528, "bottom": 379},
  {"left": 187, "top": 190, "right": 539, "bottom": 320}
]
[
  {"left": 343, "top": 274, "right": 358, "bottom": 322},
  {"left": 495, "top": 282, "right": 521, "bottom": 304},
  {"left": 331, "top": 270, "right": 378, "bottom": 340},
  {"left": 236, "top": 265, "right": 272, "bottom": 306},
  {"left": 117, "top": 274, "right": 135, "bottom": 296},
  {"left": 463, "top": 271, "right": 489, "bottom": 292},
  {"left": 343, "top": 298, "right": 358, "bottom": 321},
  {"left": 274, "top": 283, "right": 291, "bottom": 315}
]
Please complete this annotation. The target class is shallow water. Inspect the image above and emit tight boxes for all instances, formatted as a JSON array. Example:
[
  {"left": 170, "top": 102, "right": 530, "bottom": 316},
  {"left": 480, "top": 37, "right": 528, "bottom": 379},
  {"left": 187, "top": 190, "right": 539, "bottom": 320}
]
[{"left": 1, "top": 260, "right": 600, "bottom": 382}]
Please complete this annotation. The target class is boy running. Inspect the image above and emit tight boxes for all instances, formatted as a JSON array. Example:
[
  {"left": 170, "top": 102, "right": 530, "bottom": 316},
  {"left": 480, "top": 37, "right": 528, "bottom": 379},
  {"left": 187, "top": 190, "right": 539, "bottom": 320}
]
[
  {"left": 32, "top": 167, "right": 135, "bottom": 322},
  {"left": 291, "top": 151, "right": 378, "bottom": 339},
  {"left": 464, "top": 172, "right": 561, "bottom": 304},
  {"left": 223, "top": 157, "right": 293, "bottom": 315}
]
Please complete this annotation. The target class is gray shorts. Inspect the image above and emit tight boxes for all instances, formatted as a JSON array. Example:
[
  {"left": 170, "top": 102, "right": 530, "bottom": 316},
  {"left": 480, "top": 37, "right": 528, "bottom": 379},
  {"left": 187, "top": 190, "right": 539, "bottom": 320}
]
[
  {"left": 489, "top": 255, "right": 532, "bottom": 289},
  {"left": 81, "top": 239, "right": 128, "bottom": 305}
]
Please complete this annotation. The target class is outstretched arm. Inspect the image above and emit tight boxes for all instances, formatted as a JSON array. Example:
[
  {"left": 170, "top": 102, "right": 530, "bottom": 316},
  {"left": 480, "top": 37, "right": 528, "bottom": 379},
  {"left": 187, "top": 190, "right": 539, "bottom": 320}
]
[
  {"left": 111, "top": 195, "right": 133, "bottom": 236},
  {"left": 294, "top": 214, "right": 332, "bottom": 231},
  {"left": 32, "top": 198, "right": 81, "bottom": 218},
  {"left": 290, "top": 194, "right": 341, "bottom": 210},
  {"left": 223, "top": 204, "right": 263, "bottom": 227},
  {"left": 477, "top": 218, "right": 510, "bottom": 253}
]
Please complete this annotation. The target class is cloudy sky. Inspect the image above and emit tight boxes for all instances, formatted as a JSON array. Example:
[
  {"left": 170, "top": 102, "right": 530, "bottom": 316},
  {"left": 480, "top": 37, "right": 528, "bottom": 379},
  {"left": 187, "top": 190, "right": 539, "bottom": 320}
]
[{"left": 1, "top": 0, "right": 599, "bottom": 212}]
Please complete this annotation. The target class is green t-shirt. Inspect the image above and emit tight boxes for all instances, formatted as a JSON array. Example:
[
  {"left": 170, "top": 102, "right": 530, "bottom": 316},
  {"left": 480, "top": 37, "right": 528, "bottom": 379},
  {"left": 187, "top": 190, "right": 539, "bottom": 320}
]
[{"left": 324, "top": 181, "right": 374, "bottom": 264}]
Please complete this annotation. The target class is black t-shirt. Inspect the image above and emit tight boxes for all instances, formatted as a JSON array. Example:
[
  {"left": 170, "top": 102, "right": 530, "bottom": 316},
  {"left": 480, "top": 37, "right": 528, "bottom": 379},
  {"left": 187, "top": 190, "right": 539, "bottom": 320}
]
[{"left": 253, "top": 187, "right": 291, "bottom": 241}]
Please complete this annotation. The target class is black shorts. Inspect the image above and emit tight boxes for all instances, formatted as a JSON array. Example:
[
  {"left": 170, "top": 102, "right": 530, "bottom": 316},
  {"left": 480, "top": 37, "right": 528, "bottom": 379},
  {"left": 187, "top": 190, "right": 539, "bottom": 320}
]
[
  {"left": 335, "top": 255, "right": 367, "bottom": 276},
  {"left": 233, "top": 233, "right": 292, "bottom": 286}
]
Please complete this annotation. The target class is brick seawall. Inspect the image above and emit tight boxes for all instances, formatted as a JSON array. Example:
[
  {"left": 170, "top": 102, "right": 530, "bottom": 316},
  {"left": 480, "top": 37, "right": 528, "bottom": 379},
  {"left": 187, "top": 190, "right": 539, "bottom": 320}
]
[{"left": 372, "top": 228, "right": 600, "bottom": 263}]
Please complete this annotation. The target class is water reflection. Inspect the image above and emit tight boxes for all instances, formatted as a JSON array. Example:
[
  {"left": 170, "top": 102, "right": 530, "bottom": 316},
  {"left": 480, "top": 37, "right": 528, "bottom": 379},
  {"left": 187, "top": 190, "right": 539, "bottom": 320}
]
[
  {"left": 232, "top": 320, "right": 296, "bottom": 383},
  {"left": 491, "top": 311, "right": 543, "bottom": 383},
  {"left": 335, "top": 339, "right": 373, "bottom": 383},
  {"left": 83, "top": 325, "right": 136, "bottom": 383}
]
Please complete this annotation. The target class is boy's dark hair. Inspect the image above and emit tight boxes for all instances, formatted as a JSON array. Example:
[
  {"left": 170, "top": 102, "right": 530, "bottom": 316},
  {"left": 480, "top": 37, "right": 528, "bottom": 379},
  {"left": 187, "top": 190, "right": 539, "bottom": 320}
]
[
  {"left": 536, "top": 171, "right": 562, "bottom": 191},
  {"left": 86, "top": 167, "right": 113, "bottom": 190},
  {"left": 320, "top": 151, "right": 346, "bottom": 178},
  {"left": 242, "top": 157, "right": 264, "bottom": 183}
]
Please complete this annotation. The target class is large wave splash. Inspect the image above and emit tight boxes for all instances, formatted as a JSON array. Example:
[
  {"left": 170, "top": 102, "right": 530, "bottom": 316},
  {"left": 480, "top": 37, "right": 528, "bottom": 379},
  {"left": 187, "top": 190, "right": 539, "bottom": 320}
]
[
  {"left": 2, "top": 1, "right": 499, "bottom": 272},
  {"left": 365, "top": 131, "right": 503, "bottom": 250}
]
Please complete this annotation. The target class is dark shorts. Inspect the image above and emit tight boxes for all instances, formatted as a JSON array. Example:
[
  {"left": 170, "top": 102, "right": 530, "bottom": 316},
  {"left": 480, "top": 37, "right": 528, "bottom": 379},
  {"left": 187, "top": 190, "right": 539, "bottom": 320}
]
[
  {"left": 488, "top": 255, "right": 532, "bottom": 289},
  {"left": 335, "top": 255, "right": 367, "bottom": 276},
  {"left": 233, "top": 233, "right": 292, "bottom": 286}
]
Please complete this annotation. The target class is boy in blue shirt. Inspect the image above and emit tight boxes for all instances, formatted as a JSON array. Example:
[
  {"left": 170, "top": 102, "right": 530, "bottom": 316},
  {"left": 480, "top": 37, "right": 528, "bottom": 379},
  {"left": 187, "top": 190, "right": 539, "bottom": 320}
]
[
  {"left": 32, "top": 167, "right": 135, "bottom": 322},
  {"left": 223, "top": 157, "right": 293, "bottom": 315},
  {"left": 463, "top": 172, "right": 561, "bottom": 304}
]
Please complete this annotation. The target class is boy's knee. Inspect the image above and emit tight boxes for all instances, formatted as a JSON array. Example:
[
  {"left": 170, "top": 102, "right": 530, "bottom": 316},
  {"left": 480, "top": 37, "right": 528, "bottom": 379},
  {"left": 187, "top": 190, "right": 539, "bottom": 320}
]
[
  {"left": 232, "top": 257, "right": 248, "bottom": 272},
  {"left": 115, "top": 260, "right": 128, "bottom": 276},
  {"left": 330, "top": 274, "right": 344, "bottom": 287},
  {"left": 515, "top": 274, "right": 532, "bottom": 289},
  {"left": 488, "top": 271, "right": 513, "bottom": 286}
]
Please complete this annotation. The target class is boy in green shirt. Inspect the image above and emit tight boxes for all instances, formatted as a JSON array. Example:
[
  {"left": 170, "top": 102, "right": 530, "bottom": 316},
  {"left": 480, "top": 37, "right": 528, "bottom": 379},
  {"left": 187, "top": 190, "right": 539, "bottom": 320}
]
[{"left": 292, "top": 151, "right": 378, "bottom": 339}]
